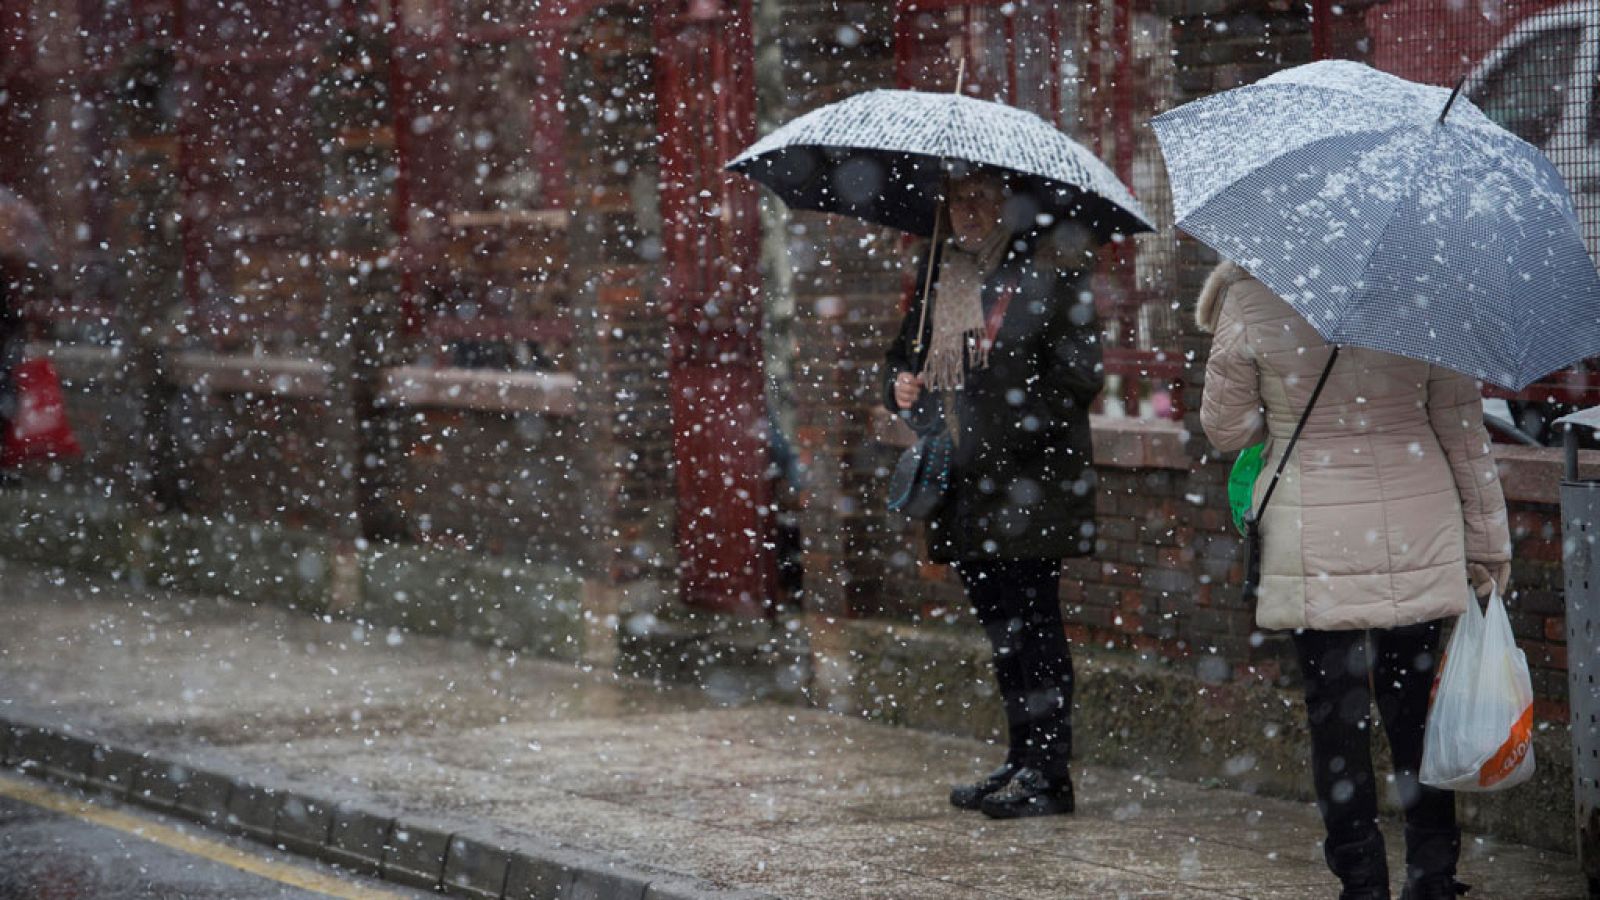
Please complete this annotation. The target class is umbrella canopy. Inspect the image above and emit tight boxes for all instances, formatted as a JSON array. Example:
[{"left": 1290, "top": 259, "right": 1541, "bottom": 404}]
[
  {"left": 728, "top": 89, "right": 1154, "bottom": 242},
  {"left": 1152, "top": 60, "right": 1600, "bottom": 391},
  {"left": 0, "top": 185, "right": 54, "bottom": 283}
]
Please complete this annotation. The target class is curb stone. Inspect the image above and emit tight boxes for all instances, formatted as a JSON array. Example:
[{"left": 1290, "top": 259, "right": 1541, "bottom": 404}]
[
  {"left": 175, "top": 767, "right": 236, "bottom": 828},
  {"left": 275, "top": 790, "right": 338, "bottom": 856},
  {"left": 225, "top": 781, "right": 283, "bottom": 841},
  {"left": 16, "top": 727, "right": 94, "bottom": 786},
  {"left": 382, "top": 819, "right": 452, "bottom": 890},
  {"left": 502, "top": 843, "right": 584, "bottom": 899},
  {"left": 324, "top": 802, "right": 393, "bottom": 876},
  {"left": 444, "top": 834, "right": 514, "bottom": 898},
  {"left": 0, "top": 715, "right": 783, "bottom": 900},
  {"left": 130, "top": 756, "right": 189, "bottom": 811},
  {"left": 86, "top": 744, "right": 143, "bottom": 799}
]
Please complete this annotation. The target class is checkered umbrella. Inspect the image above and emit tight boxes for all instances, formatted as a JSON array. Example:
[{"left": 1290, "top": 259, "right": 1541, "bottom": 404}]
[
  {"left": 727, "top": 89, "right": 1153, "bottom": 242},
  {"left": 1152, "top": 60, "right": 1600, "bottom": 391}
]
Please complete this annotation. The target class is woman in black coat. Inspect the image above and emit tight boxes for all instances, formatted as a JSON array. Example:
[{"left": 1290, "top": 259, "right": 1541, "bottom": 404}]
[{"left": 882, "top": 172, "right": 1104, "bottom": 819}]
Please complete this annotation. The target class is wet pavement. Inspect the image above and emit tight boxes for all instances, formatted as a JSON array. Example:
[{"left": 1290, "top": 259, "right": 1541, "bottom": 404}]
[
  {"left": 0, "top": 560, "right": 1585, "bottom": 899},
  {"left": 0, "top": 780, "right": 423, "bottom": 899}
]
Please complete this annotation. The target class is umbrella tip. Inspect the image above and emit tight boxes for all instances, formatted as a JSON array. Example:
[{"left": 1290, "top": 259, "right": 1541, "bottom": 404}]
[{"left": 1438, "top": 76, "right": 1466, "bottom": 124}]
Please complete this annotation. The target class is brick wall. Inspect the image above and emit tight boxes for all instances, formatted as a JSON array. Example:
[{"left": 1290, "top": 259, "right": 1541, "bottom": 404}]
[
  {"left": 377, "top": 405, "right": 587, "bottom": 560},
  {"left": 1507, "top": 493, "right": 1576, "bottom": 718}
]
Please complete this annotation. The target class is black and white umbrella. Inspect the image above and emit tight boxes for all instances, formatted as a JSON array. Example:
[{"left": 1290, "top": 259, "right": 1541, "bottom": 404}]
[
  {"left": 727, "top": 89, "right": 1154, "bottom": 242},
  {"left": 1152, "top": 60, "right": 1600, "bottom": 390}
]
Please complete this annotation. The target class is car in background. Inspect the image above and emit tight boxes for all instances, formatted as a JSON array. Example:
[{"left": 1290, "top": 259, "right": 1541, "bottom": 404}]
[{"left": 1464, "top": 2, "right": 1600, "bottom": 446}]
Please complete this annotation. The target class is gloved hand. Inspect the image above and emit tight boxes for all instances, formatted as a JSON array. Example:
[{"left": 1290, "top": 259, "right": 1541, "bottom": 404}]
[{"left": 1467, "top": 561, "right": 1512, "bottom": 599}]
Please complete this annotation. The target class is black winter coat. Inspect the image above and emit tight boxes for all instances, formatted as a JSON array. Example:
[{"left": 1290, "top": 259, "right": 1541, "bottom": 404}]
[{"left": 882, "top": 239, "right": 1103, "bottom": 563}]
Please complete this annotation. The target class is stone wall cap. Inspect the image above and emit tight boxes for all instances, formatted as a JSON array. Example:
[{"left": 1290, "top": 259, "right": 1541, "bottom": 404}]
[
  {"left": 172, "top": 352, "right": 333, "bottom": 398},
  {"left": 1494, "top": 444, "right": 1600, "bottom": 505},
  {"left": 377, "top": 366, "right": 577, "bottom": 415},
  {"left": 873, "top": 408, "right": 1190, "bottom": 470}
]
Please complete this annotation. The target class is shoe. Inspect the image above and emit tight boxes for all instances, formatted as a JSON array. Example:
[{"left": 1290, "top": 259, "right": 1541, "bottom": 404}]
[
  {"left": 1325, "top": 831, "right": 1390, "bottom": 900},
  {"left": 978, "top": 767, "right": 1074, "bottom": 819},
  {"left": 1400, "top": 824, "right": 1466, "bottom": 900},
  {"left": 1398, "top": 878, "right": 1468, "bottom": 900},
  {"left": 948, "top": 761, "right": 1021, "bottom": 810}
]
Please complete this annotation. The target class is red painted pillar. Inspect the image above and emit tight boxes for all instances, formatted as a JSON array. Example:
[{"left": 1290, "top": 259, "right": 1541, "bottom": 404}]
[
  {"left": 654, "top": 0, "right": 776, "bottom": 616},
  {"left": 0, "top": 0, "right": 28, "bottom": 190},
  {"left": 1311, "top": 0, "right": 1332, "bottom": 60}
]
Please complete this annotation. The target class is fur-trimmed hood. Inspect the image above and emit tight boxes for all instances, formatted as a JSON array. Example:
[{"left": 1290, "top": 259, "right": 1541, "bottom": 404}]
[{"left": 1194, "top": 260, "right": 1250, "bottom": 333}]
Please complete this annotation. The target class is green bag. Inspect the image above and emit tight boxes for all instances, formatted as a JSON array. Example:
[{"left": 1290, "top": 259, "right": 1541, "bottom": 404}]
[{"left": 1228, "top": 443, "right": 1265, "bottom": 536}]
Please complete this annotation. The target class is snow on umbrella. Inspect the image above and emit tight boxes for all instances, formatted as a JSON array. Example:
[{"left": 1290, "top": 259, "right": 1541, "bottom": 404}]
[
  {"left": 727, "top": 89, "right": 1154, "bottom": 242},
  {"left": 1152, "top": 59, "right": 1600, "bottom": 391}
]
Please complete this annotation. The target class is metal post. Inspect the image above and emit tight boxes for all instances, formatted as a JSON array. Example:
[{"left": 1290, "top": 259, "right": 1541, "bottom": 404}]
[
  {"left": 1560, "top": 417, "right": 1600, "bottom": 899},
  {"left": 1568, "top": 423, "right": 1581, "bottom": 482}
]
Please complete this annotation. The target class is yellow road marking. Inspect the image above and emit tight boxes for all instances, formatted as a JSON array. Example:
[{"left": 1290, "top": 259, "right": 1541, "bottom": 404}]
[{"left": 0, "top": 772, "right": 404, "bottom": 900}]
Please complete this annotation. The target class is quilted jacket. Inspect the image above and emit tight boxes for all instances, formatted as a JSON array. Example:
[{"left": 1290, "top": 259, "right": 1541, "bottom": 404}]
[{"left": 1198, "top": 262, "right": 1511, "bottom": 631}]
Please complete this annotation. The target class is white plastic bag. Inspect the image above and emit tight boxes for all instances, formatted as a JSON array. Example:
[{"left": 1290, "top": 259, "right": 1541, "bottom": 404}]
[{"left": 1420, "top": 588, "right": 1536, "bottom": 792}]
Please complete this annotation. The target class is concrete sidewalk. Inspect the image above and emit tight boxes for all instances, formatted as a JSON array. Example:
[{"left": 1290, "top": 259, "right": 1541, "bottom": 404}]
[{"left": 0, "top": 560, "right": 1582, "bottom": 899}]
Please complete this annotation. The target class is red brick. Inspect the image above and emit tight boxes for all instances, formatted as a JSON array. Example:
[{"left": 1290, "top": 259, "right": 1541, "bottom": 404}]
[
  {"left": 1545, "top": 617, "right": 1566, "bottom": 642},
  {"left": 1534, "top": 698, "right": 1569, "bottom": 723},
  {"left": 1515, "top": 538, "right": 1563, "bottom": 563},
  {"left": 1524, "top": 641, "right": 1566, "bottom": 671}
]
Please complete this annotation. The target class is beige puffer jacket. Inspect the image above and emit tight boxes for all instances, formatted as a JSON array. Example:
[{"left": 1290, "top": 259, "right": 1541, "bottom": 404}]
[{"left": 1198, "top": 263, "right": 1511, "bottom": 631}]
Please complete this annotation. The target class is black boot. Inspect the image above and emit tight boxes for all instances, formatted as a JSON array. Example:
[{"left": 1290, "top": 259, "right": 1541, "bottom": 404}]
[
  {"left": 949, "top": 761, "right": 1022, "bottom": 810},
  {"left": 1399, "top": 825, "right": 1468, "bottom": 900},
  {"left": 1325, "top": 831, "right": 1391, "bottom": 900},
  {"left": 1398, "top": 880, "right": 1468, "bottom": 900},
  {"left": 978, "top": 767, "right": 1074, "bottom": 819}
]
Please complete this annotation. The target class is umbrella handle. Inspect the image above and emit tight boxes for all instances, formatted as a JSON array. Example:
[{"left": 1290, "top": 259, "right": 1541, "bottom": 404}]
[
  {"left": 913, "top": 208, "right": 942, "bottom": 356},
  {"left": 911, "top": 61, "right": 963, "bottom": 355}
]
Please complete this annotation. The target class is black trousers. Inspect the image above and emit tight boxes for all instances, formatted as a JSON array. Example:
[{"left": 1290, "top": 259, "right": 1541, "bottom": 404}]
[
  {"left": 956, "top": 559, "right": 1073, "bottom": 776},
  {"left": 1293, "top": 622, "right": 1457, "bottom": 852}
]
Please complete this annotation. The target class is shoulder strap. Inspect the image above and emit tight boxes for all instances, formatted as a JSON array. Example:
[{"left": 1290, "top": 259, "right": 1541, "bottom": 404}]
[{"left": 1252, "top": 346, "right": 1340, "bottom": 521}]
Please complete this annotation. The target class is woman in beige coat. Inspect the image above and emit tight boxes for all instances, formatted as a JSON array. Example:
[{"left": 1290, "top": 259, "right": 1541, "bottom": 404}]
[{"left": 1198, "top": 261, "right": 1511, "bottom": 900}]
